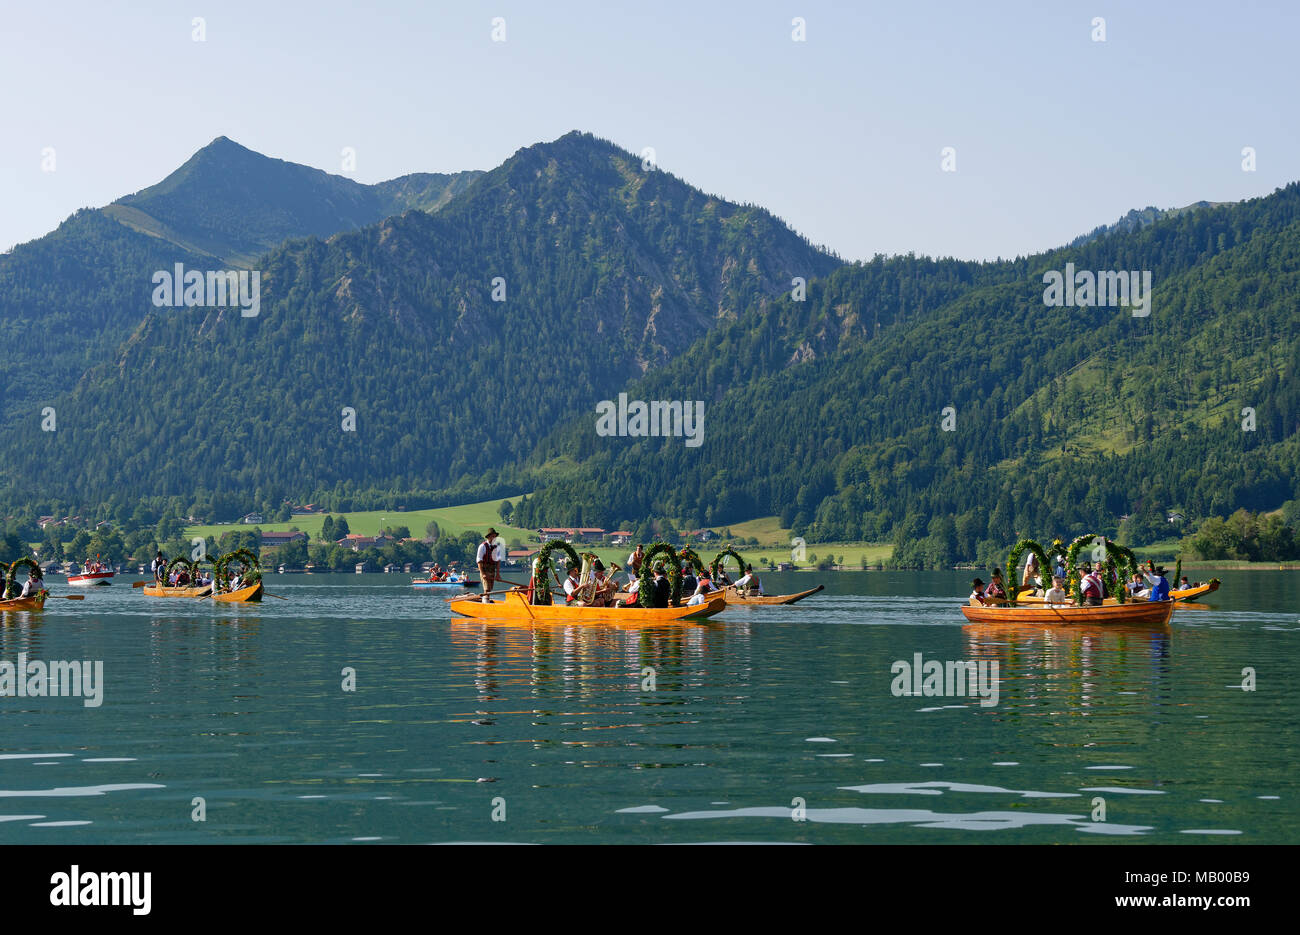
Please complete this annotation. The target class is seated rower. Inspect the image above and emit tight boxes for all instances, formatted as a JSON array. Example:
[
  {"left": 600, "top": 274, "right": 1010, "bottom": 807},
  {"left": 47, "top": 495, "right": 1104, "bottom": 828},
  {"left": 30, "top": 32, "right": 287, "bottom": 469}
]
[
  {"left": 1042, "top": 575, "right": 1069, "bottom": 606},
  {"left": 1179, "top": 576, "right": 1191, "bottom": 590},
  {"left": 562, "top": 566, "right": 582, "bottom": 604},
  {"left": 229, "top": 573, "right": 242, "bottom": 593},
  {"left": 983, "top": 568, "right": 1008, "bottom": 604},
  {"left": 1080, "top": 566, "right": 1104, "bottom": 606},
  {"left": 733, "top": 564, "right": 761, "bottom": 594},
  {"left": 968, "top": 577, "right": 990, "bottom": 606},
  {"left": 680, "top": 565, "right": 698, "bottom": 596},
  {"left": 21, "top": 570, "right": 44, "bottom": 598}
]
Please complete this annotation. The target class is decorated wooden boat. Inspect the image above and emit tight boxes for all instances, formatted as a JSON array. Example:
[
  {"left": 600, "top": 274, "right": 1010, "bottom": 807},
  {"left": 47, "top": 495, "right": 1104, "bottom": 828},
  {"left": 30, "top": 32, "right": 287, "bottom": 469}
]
[
  {"left": 212, "top": 581, "right": 264, "bottom": 603},
  {"left": 142, "top": 584, "right": 212, "bottom": 598},
  {"left": 0, "top": 591, "right": 48, "bottom": 612},
  {"left": 960, "top": 600, "right": 1174, "bottom": 626},
  {"left": 722, "top": 584, "right": 824, "bottom": 605},
  {"left": 449, "top": 590, "right": 727, "bottom": 624}
]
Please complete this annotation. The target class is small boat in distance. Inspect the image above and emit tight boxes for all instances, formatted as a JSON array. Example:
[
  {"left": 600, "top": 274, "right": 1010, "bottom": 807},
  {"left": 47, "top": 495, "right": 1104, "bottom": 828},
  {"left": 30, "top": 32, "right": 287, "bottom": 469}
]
[
  {"left": 68, "top": 558, "right": 114, "bottom": 586},
  {"left": 413, "top": 575, "right": 478, "bottom": 590}
]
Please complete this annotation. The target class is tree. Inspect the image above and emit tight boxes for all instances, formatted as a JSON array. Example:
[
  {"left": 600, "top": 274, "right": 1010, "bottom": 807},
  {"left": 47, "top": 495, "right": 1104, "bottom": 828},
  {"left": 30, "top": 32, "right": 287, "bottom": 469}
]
[
  {"left": 498, "top": 500, "right": 513, "bottom": 523},
  {"left": 321, "top": 515, "right": 335, "bottom": 542},
  {"left": 334, "top": 516, "right": 350, "bottom": 539},
  {"left": 425, "top": 520, "right": 441, "bottom": 541}
]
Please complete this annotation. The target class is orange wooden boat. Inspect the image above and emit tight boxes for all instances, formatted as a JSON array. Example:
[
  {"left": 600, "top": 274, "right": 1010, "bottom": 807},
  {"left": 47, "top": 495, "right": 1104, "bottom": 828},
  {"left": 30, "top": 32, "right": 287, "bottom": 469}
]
[
  {"left": 722, "top": 584, "right": 824, "bottom": 605},
  {"left": 142, "top": 584, "right": 212, "bottom": 598},
  {"left": 211, "top": 581, "right": 263, "bottom": 603},
  {"left": 449, "top": 590, "right": 726, "bottom": 624},
  {"left": 960, "top": 600, "right": 1174, "bottom": 626},
  {"left": 0, "top": 591, "right": 47, "bottom": 612}
]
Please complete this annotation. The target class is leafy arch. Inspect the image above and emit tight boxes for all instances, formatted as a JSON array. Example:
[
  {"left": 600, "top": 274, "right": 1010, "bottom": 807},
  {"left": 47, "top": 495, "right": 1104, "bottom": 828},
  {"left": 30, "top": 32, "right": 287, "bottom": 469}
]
[
  {"left": 639, "top": 542, "right": 683, "bottom": 607},
  {"left": 710, "top": 547, "right": 746, "bottom": 582},
  {"left": 1006, "top": 538, "right": 1053, "bottom": 605},
  {"left": 1065, "top": 535, "right": 1140, "bottom": 605},
  {"left": 215, "top": 549, "right": 261, "bottom": 592},
  {"left": 165, "top": 557, "right": 194, "bottom": 585},
  {"left": 678, "top": 547, "right": 706, "bottom": 577},
  {"left": 4, "top": 558, "right": 42, "bottom": 600},
  {"left": 533, "top": 539, "right": 580, "bottom": 605}
]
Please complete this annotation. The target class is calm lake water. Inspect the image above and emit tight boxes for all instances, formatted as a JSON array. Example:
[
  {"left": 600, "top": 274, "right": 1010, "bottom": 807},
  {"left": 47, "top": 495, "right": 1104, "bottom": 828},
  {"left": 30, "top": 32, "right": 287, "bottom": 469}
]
[{"left": 1, "top": 570, "right": 1296, "bottom": 844}]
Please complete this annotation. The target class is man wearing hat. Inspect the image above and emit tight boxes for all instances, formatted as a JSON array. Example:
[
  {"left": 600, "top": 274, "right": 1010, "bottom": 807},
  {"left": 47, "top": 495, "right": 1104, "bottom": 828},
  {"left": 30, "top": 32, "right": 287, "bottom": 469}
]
[
  {"left": 1143, "top": 562, "right": 1171, "bottom": 602},
  {"left": 476, "top": 528, "right": 504, "bottom": 601}
]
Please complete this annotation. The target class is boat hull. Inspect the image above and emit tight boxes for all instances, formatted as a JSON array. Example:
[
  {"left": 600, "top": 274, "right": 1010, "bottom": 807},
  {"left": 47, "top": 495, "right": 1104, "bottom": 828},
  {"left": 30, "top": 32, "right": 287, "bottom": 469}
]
[
  {"left": 212, "top": 581, "right": 263, "bottom": 603},
  {"left": 67, "top": 572, "right": 114, "bottom": 587},
  {"left": 723, "top": 584, "right": 824, "bottom": 605},
  {"left": 0, "top": 592, "right": 47, "bottom": 612},
  {"left": 961, "top": 600, "right": 1175, "bottom": 626},
  {"left": 142, "top": 585, "right": 212, "bottom": 598},
  {"left": 449, "top": 590, "right": 726, "bottom": 624}
]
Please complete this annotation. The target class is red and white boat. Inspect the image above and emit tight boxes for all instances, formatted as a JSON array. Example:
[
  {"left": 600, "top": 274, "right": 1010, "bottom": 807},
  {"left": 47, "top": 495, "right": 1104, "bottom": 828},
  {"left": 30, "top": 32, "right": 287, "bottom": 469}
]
[{"left": 67, "top": 561, "right": 115, "bottom": 587}]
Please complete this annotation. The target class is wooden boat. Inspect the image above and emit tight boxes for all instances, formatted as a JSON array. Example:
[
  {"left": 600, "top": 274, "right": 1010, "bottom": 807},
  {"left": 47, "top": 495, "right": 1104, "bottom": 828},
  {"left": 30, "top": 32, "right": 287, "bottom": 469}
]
[
  {"left": 722, "top": 584, "right": 824, "bottom": 605},
  {"left": 67, "top": 570, "right": 114, "bottom": 586},
  {"left": 413, "top": 577, "right": 478, "bottom": 590},
  {"left": 1012, "top": 578, "right": 1219, "bottom": 606},
  {"left": 449, "top": 590, "right": 727, "bottom": 624},
  {"left": 960, "top": 600, "right": 1174, "bottom": 627},
  {"left": 0, "top": 591, "right": 47, "bottom": 612},
  {"left": 212, "top": 581, "right": 263, "bottom": 603},
  {"left": 142, "top": 584, "right": 212, "bottom": 598}
]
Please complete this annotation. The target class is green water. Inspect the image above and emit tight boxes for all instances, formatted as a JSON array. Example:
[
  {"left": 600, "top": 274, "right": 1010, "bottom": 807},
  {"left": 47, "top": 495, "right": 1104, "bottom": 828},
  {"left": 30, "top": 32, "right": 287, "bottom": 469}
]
[{"left": 0, "top": 570, "right": 1295, "bottom": 843}]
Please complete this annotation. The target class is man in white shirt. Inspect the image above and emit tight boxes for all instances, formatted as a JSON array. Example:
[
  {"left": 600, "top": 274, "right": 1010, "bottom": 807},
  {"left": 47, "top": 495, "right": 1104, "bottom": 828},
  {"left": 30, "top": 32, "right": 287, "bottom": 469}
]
[
  {"left": 562, "top": 566, "right": 582, "bottom": 604},
  {"left": 476, "top": 528, "right": 504, "bottom": 601},
  {"left": 1042, "top": 575, "right": 1068, "bottom": 606},
  {"left": 20, "top": 570, "right": 44, "bottom": 598}
]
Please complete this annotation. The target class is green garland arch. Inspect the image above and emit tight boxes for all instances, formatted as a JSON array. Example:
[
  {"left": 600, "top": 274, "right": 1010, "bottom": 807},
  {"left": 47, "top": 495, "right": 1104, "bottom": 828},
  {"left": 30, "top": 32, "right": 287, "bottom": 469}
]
[
  {"left": 165, "top": 557, "right": 194, "bottom": 586},
  {"left": 215, "top": 548, "right": 261, "bottom": 592},
  {"left": 1064, "top": 535, "right": 1140, "bottom": 605},
  {"left": 639, "top": 542, "right": 684, "bottom": 607},
  {"left": 710, "top": 547, "right": 746, "bottom": 583},
  {"left": 1005, "top": 538, "right": 1053, "bottom": 606},
  {"left": 532, "top": 539, "right": 581, "bottom": 605},
  {"left": 678, "top": 547, "right": 706, "bottom": 577},
  {"left": 4, "top": 558, "right": 43, "bottom": 600}
]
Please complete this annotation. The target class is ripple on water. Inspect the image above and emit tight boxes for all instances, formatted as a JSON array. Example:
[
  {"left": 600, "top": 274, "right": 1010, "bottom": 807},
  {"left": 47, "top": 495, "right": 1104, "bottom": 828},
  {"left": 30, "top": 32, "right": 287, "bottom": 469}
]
[
  {"left": 841, "top": 781, "right": 1077, "bottom": 799},
  {"left": 661, "top": 805, "right": 1150, "bottom": 835}
]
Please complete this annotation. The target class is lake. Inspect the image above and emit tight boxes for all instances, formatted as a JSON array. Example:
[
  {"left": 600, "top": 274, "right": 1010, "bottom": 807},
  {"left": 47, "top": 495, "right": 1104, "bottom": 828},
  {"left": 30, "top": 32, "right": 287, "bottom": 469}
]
[{"left": 1, "top": 570, "right": 1295, "bottom": 843}]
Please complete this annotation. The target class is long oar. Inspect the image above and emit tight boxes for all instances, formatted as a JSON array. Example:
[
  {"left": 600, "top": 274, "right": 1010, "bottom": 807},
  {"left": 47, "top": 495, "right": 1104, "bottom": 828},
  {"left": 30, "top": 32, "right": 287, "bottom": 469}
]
[
  {"left": 264, "top": 593, "right": 289, "bottom": 601},
  {"left": 50, "top": 594, "right": 86, "bottom": 600}
]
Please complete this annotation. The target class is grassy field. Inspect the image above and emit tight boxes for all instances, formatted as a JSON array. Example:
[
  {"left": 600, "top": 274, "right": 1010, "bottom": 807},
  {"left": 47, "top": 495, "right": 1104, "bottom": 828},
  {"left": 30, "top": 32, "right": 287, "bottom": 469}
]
[{"left": 184, "top": 495, "right": 540, "bottom": 545}]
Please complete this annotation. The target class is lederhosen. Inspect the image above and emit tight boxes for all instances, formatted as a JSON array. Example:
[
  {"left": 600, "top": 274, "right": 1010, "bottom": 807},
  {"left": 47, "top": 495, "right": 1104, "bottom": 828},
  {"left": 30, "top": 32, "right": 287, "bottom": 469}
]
[{"left": 478, "top": 541, "right": 499, "bottom": 579}]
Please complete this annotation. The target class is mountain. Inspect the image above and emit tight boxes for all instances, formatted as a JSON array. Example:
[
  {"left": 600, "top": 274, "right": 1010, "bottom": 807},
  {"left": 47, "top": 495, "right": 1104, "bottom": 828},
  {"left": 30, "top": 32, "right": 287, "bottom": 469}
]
[
  {"left": 0, "top": 132, "right": 839, "bottom": 508},
  {"left": 104, "top": 136, "right": 482, "bottom": 267},
  {"left": 1068, "top": 202, "right": 1221, "bottom": 248},
  {"left": 511, "top": 184, "right": 1300, "bottom": 557},
  {"left": 0, "top": 137, "right": 480, "bottom": 419}
]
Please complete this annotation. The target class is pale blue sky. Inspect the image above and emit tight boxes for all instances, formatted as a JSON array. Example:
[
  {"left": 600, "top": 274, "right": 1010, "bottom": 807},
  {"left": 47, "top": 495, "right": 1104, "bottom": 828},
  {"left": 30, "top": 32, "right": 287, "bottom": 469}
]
[{"left": 2, "top": 0, "right": 1296, "bottom": 260}]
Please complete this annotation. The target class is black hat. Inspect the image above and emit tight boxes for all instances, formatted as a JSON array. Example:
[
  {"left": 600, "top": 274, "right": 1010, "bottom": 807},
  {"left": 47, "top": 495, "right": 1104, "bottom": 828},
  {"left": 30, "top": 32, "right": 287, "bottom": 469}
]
[
  {"left": 972, "top": 578, "right": 985, "bottom": 588},
  {"left": 593, "top": 559, "right": 605, "bottom": 572}
]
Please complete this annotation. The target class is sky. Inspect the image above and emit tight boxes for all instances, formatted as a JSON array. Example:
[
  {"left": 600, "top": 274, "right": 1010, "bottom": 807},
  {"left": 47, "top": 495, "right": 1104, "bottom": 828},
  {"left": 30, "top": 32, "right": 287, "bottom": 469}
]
[{"left": 2, "top": 0, "right": 1297, "bottom": 261}]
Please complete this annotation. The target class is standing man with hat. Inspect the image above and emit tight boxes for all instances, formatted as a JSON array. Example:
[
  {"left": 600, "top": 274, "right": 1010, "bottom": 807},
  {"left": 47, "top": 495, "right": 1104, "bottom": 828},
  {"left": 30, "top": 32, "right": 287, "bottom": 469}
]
[
  {"left": 1143, "top": 561, "right": 1171, "bottom": 602},
  {"left": 476, "top": 528, "right": 504, "bottom": 601}
]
